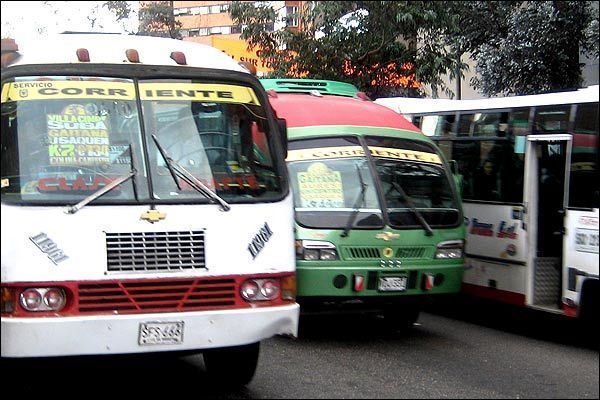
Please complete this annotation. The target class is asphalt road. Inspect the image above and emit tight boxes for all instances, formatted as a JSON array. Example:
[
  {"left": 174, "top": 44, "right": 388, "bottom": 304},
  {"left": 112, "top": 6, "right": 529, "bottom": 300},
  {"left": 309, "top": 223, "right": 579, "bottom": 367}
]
[{"left": 2, "top": 297, "right": 597, "bottom": 399}]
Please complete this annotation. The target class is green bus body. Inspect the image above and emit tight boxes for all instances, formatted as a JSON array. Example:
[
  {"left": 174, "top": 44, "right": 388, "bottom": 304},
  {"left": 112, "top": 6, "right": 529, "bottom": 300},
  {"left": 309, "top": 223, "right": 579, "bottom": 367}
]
[{"left": 263, "top": 79, "right": 465, "bottom": 316}]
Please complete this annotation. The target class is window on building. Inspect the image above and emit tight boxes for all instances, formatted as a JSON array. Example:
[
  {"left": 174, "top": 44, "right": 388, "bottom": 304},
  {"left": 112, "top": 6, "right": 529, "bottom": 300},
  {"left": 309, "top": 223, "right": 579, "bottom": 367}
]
[
  {"left": 231, "top": 25, "right": 242, "bottom": 34},
  {"left": 190, "top": 7, "right": 201, "bottom": 15},
  {"left": 210, "top": 5, "right": 221, "bottom": 14},
  {"left": 286, "top": 6, "right": 299, "bottom": 27},
  {"left": 221, "top": 4, "right": 230, "bottom": 13}
]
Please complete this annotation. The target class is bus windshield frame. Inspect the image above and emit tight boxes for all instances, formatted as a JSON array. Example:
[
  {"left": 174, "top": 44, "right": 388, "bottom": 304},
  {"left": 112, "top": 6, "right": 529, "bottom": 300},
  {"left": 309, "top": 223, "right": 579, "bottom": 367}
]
[
  {"left": 1, "top": 67, "right": 288, "bottom": 207},
  {"left": 286, "top": 135, "right": 461, "bottom": 231}
]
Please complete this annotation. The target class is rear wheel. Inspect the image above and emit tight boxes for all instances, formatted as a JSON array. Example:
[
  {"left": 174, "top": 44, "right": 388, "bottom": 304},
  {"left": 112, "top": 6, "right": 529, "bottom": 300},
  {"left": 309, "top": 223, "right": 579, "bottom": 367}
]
[{"left": 203, "top": 342, "right": 260, "bottom": 386}]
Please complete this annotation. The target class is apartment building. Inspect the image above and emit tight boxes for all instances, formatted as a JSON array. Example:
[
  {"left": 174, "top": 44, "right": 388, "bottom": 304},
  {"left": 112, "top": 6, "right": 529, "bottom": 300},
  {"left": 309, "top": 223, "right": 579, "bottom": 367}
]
[{"left": 171, "top": 1, "right": 305, "bottom": 74}]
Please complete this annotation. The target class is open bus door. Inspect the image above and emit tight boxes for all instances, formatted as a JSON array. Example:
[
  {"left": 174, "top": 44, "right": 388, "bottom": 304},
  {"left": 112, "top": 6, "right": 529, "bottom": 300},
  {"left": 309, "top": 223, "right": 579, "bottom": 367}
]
[{"left": 524, "top": 135, "right": 572, "bottom": 313}]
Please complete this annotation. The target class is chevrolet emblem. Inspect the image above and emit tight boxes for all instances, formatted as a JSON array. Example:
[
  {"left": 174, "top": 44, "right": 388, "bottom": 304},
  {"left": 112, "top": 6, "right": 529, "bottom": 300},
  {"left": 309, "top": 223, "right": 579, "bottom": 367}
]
[
  {"left": 141, "top": 210, "right": 166, "bottom": 223},
  {"left": 375, "top": 232, "right": 399, "bottom": 241}
]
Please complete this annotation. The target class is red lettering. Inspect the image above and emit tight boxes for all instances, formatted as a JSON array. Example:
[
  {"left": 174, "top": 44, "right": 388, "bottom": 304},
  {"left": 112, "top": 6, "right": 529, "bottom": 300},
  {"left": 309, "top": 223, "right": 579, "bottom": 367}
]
[
  {"left": 71, "top": 177, "right": 88, "bottom": 191},
  {"left": 38, "top": 178, "right": 58, "bottom": 191}
]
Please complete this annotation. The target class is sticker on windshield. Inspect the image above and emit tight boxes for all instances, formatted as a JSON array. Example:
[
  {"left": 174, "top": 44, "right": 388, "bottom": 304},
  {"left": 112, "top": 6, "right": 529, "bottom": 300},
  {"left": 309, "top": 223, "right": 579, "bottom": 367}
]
[
  {"left": 139, "top": 83, "right": 261, "bottom": 105},
  {"left": 368, "top": 146, "right": 442, "bottom": 164},
  {"left": 46, "top": 104, "right": 112, "bottom": 166},
  {"left": 1, "top": 81, "right": 135, "bottom": 102},
  {"left": 297, "top": 162, "right": 344, "bottom": 208},
  {"left": 287, "top": 145, "right": 441, "bottom": 164}
]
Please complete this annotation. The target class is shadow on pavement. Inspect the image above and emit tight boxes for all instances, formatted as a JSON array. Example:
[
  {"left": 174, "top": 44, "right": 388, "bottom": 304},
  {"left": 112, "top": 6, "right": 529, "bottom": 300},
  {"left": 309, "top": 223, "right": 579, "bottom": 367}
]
[{"left": 424, "top": 294, "right": 598, "bottom": 350}]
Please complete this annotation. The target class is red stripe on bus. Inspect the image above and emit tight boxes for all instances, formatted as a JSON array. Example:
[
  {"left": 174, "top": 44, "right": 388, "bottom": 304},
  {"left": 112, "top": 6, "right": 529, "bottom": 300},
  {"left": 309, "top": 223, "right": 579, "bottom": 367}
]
[{"left": 461, "top": 283, "right": 526, "bottom": 306}]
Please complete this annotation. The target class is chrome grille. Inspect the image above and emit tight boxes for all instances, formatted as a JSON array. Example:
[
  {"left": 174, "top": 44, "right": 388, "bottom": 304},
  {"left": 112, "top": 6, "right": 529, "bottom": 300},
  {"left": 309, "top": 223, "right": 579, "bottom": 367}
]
[
  {"left": 343, "top": 246, "right": 430, "bottom": 260},
  {"left": 106, "top": 231, "right": 206, "bottom": 272}
]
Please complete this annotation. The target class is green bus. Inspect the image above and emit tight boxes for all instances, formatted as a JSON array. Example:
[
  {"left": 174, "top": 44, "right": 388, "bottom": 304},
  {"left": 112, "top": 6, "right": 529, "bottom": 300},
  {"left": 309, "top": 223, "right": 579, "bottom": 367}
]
[{"left": 261, "top": 79, "right": 466, "bottom": 326}]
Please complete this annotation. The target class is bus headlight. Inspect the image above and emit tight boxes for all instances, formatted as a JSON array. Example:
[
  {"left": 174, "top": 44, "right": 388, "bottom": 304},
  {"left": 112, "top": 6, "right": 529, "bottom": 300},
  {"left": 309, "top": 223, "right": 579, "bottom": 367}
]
[
  {"left": 435, "top": 240, "right": 464, "bottom": 259},
  {"left": 19, "top": 287, "right": 67, "bottom": 312},
  {"left": 295, "top": 240, "right": 338, "bottom": 261},
  {"left": 240, "top": 279, "right": 282, "bottom": 301}
]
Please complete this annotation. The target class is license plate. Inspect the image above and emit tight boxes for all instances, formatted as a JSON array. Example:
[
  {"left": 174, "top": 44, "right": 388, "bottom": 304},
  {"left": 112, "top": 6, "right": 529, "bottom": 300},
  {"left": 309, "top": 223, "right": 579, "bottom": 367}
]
[
  {"left": 378, "top": 276, "right": 407, "bottom": 292},
  {"left": 138, "top": 321, "right": 184, "bottom": 346}
]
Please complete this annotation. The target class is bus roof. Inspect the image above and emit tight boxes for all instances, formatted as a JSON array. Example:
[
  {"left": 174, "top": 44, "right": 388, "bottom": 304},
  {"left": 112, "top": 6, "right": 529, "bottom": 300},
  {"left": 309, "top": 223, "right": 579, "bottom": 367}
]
[
  {"left": 2, "top": 33, "right": 248, "bottom": 72},
  {"left": 375, "top": 85, "right": 599, "bottom": 116},
  {"left": 267, "top": 91, "right": 422, "bottom": 133}
]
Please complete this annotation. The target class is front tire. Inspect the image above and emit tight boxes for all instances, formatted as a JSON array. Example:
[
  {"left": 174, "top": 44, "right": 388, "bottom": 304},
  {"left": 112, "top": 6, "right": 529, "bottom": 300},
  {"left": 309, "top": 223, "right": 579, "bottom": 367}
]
[
  {"left": 382, "top": 306, "right": 421, "bottom": 331},
  {"left": 203, "top": 342, "right": 260, "bottom": 386}
]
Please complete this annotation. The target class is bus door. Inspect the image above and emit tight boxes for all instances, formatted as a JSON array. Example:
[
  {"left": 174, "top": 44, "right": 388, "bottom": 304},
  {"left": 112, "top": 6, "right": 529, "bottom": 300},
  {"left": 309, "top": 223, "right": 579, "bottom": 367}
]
[{"left": 524, "top": 135, "right": 572, "bottom": 311}]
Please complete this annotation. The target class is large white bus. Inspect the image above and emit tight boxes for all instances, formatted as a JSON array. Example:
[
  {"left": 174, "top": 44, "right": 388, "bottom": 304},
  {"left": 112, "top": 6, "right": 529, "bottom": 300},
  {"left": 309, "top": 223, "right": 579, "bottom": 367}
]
[
  {"left": 0, "top": 33, "right": 298, "bottom": 385},
  {"left": 375, "top": 87, "right": 599, "bottom": 320}
]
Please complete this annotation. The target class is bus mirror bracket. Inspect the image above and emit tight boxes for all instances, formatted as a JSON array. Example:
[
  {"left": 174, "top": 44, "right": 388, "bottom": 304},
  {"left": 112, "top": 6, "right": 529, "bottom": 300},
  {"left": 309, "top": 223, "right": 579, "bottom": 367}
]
[
  {"left": 449, "top": 160, "right": 458, "bottom": 174},
  {"left": 277, "top": 117, "right": 288, "bottom": 157}
]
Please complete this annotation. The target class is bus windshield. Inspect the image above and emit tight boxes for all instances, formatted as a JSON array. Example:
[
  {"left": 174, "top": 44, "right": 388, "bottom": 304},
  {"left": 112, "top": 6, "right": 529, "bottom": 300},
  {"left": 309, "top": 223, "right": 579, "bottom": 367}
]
[
  {"left": 1, "top": 76, "right": 282, "bottom": 205},
  {"left": 286, "top": 135, "right": 460, "bottom": 230},
  {"left": 365, "top": 136, "right": 460, "bottom": 229},
  {"left": 287, "top": 137, "right": 383, "bottom": 229}
]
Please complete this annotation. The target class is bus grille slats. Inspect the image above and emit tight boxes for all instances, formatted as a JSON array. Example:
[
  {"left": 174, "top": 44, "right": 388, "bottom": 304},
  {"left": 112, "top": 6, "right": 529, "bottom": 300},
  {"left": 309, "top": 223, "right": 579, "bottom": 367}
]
[
  {"left": 343, "top": 246, "right": 428, "bottom": 260},
  {"left": 77, "top": 278, "right": 236, "bottom": 313},
  {"left": 105, "top": 231, "right": 206, "bottom": 271}
]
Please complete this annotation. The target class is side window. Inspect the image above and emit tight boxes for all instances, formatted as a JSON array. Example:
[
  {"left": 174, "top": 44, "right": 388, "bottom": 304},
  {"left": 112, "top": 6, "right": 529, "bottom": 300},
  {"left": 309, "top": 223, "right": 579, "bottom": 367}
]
[
  {"left": 533, "top": 105, "right": 570, "bottom": 133},
  {"left": 472, "top": 112, "right": 504, "bottom": 137},
  {"left": 420, "top": 114, "right": 455, "bottom": 137},
  {"left": 441, "top": 138, "right": 524, "bottom": 203},
  {"left": 569, "top": 102, "right": 599, "bottom": 208}
]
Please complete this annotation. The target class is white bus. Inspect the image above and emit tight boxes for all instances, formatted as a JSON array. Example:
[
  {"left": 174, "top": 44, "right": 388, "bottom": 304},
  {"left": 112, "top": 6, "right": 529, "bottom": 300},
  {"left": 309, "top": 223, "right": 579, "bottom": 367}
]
[
  {"left": 1, "top": 33, "right": 298, "bottom": 385},
  {"left": 376, "top": 86, "right": 599, "bottom": 320}
]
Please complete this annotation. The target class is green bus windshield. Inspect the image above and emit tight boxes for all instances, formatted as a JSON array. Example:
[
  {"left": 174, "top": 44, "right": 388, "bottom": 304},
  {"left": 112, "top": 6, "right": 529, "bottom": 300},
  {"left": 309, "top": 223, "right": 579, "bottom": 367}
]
[{"left": 287, "top": 136, "right": 460, "bottom": 230}]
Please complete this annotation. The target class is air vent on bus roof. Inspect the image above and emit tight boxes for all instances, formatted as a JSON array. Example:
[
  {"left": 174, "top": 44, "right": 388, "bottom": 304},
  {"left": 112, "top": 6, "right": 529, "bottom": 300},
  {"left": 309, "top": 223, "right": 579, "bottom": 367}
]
[{"left": 260, "top": 78, "right": 360, "bottom": 98}]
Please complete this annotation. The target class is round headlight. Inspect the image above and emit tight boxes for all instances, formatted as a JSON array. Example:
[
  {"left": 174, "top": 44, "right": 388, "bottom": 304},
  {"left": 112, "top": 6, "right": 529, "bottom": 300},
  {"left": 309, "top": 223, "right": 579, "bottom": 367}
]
[
  {"left": 260, "top": 280, "right": 280, "bottom": 300},
  {"left": 20, "top": 289, "right": 43, "bottom": 311},
  {"left": 44, "top": 288, "right": 66, "bottom": 311},
  {"left": 240, "top": 280, "right": 260, "bottom": 301}
]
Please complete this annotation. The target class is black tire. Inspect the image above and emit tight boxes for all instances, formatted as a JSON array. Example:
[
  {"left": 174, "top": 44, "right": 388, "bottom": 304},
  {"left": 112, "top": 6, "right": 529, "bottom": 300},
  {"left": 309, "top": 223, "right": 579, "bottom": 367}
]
[
  {"left": 382, "top": 306, "right": 421, "bottom": 331},
  {"left": 203, "top": 342, "right": 260, "bottom": 386}
]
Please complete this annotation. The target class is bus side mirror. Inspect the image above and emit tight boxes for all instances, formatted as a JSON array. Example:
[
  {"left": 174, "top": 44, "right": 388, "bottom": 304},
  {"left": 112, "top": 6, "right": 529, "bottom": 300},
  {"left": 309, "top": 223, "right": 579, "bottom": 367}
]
[{"left": 277, "top": 117, "right": 288, "bottom": 158}]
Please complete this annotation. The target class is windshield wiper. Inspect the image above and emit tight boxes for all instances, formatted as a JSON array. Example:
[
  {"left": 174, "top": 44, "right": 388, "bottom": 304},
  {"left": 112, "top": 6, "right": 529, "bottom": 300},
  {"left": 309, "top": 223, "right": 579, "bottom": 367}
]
[
  {"left": 390, "top": 181, "right": 433, "bottom": 236},
  {"left": 341, "top": 165, "right": 368, "bottom": 238},
  {"left": 151, "top": 134, "right": 231, "bottom": 212},
  {"left": 65, "top": 169, "right": 136, "bottom": 214},
  {"left": 65, "top": 145, "right": 137, "bottom": 214}
]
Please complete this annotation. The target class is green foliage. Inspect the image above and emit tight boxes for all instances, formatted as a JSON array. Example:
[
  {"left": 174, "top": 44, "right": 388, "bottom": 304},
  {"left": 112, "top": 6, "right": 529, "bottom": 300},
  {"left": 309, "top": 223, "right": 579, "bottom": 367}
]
[
  {"left": 446, "top": 1, "right": 598, "bottom": 96},
  {"left": 230, "top": 1, "right": 464, "bottom": 99},
  {"left": 103, "top": 0, "right": 182, "bottom": 39}
]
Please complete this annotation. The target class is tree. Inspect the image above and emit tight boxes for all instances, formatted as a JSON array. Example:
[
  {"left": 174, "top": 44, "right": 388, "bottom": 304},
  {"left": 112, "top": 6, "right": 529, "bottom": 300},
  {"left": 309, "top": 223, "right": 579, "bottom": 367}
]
[
  {"left": 104, "top": 1, "right": 181, "bottom": 39},
  {"left": 230, "top": 1, "right": 465, "bottom": 99},
  {"left": 445, "top": 1, "right": 599, "bottom": 96}
]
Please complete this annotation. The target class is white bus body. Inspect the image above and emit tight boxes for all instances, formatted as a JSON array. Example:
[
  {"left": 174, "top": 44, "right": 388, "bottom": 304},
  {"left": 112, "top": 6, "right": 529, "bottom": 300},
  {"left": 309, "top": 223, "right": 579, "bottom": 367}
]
[
  {"left": 376, "top": 87, "right": 599, "bottom": 319},
  {"left": 1, "top": 34, "right": 298, "bottom": 384}
]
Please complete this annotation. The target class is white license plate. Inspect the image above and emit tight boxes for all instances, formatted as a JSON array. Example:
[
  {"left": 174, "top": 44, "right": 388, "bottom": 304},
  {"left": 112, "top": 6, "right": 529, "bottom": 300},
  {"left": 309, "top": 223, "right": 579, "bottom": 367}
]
[
  {"left": 138, "top": 321, "right": 184, "bottom": 346},
  {"left": 378, "top": 276, "right": 407, "bottom": 292}
]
